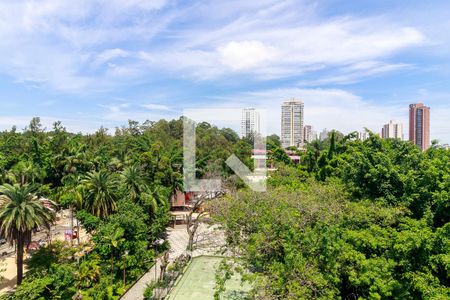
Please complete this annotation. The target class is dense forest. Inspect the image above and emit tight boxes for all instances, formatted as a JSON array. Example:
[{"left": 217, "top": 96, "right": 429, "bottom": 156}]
[
  {"left": 0, "top": 117, "right": 247, "bottom": 299},
  {"left": 0, "top": 117, "right": 448, "bottom": 299},
  {"left": 213, "top": 132, "right": 450, "bottom": 299}
]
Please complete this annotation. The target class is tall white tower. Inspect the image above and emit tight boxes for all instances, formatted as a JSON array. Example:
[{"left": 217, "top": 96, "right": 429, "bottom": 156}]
[
  {"left": 382, "top": 120, "right": 404, "bottom": 140},
  {"left": 281, "top": 98, "right": 304, "bottom": 148},
  {"left": 241, "top": 108, "right": 260, "bottom": 138}
]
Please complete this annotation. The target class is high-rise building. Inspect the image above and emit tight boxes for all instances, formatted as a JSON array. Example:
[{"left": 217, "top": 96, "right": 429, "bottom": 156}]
[
  {"left": 409, "top": 103, "right": 430, "bottom": 151},
  {"left": 358, "top": 131, "right": 369, "bottom": 141},
  {"left": 382, "top": 120, "right": 403, "bottom": 140},
  {"left": 319, "top": 128, "right": 329, "bottom": 141},
  {"left": 281, "top": 98, "right": 304, "bottom": 148},
  {"left": 240, "top": 108, "right": 260, "bottom": 138},
  {"left": 303, "top": 125, "right": 316, "bottom": 143}
]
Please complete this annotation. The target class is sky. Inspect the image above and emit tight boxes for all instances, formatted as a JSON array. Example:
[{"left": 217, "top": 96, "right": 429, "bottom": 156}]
[{"left": 0, "top": 0, "right": 449, "bottom": 143}]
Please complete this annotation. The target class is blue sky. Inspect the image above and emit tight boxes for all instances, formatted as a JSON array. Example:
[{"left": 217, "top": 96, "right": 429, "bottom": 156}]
[{"left": 0, "top": 0, "right": 449, "bottom": 143}]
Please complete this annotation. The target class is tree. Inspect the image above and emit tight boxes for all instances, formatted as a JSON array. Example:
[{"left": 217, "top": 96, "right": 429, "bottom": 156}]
[
  {"left": 59, "top": 177, "right": 84, "bottom": 245},
  {"left": 8, "top": 161, "right": 42, "bottom": 185},
  {"left": 75, "top": 256, "right": 101, "bottom": 289},
  {"left": 81, "top": 170, "right": 118, "bottom": 217},
  {"left": 0, "top": 184, "right": 55, "bottom": 285},
  {"left": 119, "top": 164, "right": 146, "bottom": 203},
  {"left": 97, "top": 224, "right": 125, "bottom": 273},
  {"left": 186, "top": 189, "right": 224, "bottom": 253}
]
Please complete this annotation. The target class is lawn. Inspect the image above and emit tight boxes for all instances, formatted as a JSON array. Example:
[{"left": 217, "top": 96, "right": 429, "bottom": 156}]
[{"left": 166, "top": 256, "right": 250, "bottom": 300}]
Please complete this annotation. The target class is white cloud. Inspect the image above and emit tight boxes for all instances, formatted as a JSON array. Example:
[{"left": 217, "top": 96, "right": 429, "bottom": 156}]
[
  {"left": 0, "top": 0, "right": 428, "bottom": 92},
  {"left": 97, "top": 101, "right": 177, "bottom": 123},
  {"left": 298, "top": 61, "right": 411, "bottom": 86},
  {"left": 140, "top": 16, "right": 424, "bottom": 80},
  {"left": 92, "top": 48, "right": 129, "bottom": 67},
  {"left": 217, "top": 40, "right": 278, "bottom": 71},
  {"left": 108, "top": 0, "right": 168, "bottom": 11}
]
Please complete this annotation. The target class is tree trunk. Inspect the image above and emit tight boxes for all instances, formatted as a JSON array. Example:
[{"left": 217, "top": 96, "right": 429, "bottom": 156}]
[
  {"left": 76, "top": 218, "right": 80, "bottom": 245},
  {"left": 188, "top": 232, "right": 195, "bottom": 252},
  {"left": 16, "top": 234, "right": 24, "bottom": 286},
  {"left": 70, "top": 205, "right": 74, "bottom": 246}
]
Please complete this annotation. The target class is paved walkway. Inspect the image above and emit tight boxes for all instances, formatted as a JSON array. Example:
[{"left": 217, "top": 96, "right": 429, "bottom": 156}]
[
  {"left": 166, "top": 223, "right": 226, "bottom": 261},
  {"left": 120, "top": 223, "right": 226, "bottom": 300},
  {"left": 120, "top": 260, "right": 162, "bottom": 300}
]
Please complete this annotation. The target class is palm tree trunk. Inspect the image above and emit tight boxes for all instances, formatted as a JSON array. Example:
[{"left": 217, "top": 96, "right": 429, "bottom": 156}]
[
  {"left": 70, "top": 205, "right": 74, "bottom": 246},
  {"left": 16, "top": 234, "right": 24, "bottom": 285},
  {"left": 77, "top": 218, "right": 80, "bottom": 245}
]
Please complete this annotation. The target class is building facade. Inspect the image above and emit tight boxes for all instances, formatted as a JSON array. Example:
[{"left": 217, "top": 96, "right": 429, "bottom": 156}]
[
  {"left": 281, "top": 99, "right": 304, "bottom": 148},
  {"left": 319, "top": 128, "right": 329, "bottom": 141},
  {"left": 382, "top": 120, "right": 404, "bottom": 140},
  {"left": 303, "top": 125, "right": 316, "bottom": 143},
  {"left": 241, "top": 108, "right": 260, "bottom": 138},
  {"left": 358, "top": 131, "right": 369, "bottom": 141},
  {"left": 409, "top": 103, "right": 430, "bottom": 151}
]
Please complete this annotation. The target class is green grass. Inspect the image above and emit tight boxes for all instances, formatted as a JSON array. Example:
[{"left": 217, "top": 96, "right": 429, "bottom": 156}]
[{"left": 166, "top": 256, "right": 250, "bottom": 300}]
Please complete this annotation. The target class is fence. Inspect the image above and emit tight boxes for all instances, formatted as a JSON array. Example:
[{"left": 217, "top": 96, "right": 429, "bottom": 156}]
[{"left": 146, "top": 253, "right": 191, "bottom": 300}]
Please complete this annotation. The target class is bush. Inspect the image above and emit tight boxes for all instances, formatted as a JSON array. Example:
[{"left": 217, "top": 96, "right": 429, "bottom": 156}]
[{"left": 76, "top": 210, "right": 100, "bottom": 233}]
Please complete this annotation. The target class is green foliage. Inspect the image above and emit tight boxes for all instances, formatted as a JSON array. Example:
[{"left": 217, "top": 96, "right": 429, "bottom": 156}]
[
  {"left": 76, "top": 210, "right": 100, "bottom": 233},
  {"left": 1, "top": 118, "right": 232, "bottom": 298},
  {"left": 269, "top": 147, "right": 292, "bottom": 166},
  {"left": 26, "top": 241, "right": 77, "bottom": 272},
  {"left": 9, "top": 261, "right": 77, "bottom": 300},
  {"left": 232, "top": 136, "right": 450, "bottom": 298},
  {"left": 302, "top": 132, "right": 450, "bottom": 226},
  {"left": 214, "top": 259, "right": 233, "bottom": 300},
  {"left": 81, "top": 170, "right": 118, "bottom": 217},
  {"left": 0, "top": 183, "right": 56, "bottom": 285},
  {"left": 213, "top": 179, "right": 450, "bottom": 299},
  {"left": 143, "top": 282, "right": 155, "bottom": 299},
  {"left": 1, "top": 117, "right": 449, "bottom": 299}
]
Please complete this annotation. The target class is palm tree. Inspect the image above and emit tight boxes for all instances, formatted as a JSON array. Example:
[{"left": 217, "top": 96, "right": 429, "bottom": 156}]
[
  {"left": 0, "top": 184, "right": 55, "bottom": 285},
  {"left": 100, "top": 226, "right": 125, "bottom": 274},
  {"left": 81, "top": 170, "right": 117, "bottom": 218},
  {"left": 7, "top": 161, "right": 43, "bottom": 185},
  {"left": 55, "top": 142, "right": 92, "bottom": 178},
  {"left": 75, "top": 256, "right": 101, "bottom": 289},
  {"left": 119, "top": 164, "right": 147, "bottom": 203},
  {"left": 60, "top": 176, "right": 84, "bottom": 245}
]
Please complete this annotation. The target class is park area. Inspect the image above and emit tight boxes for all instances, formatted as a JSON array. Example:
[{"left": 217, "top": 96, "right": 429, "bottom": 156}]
[
  {"left": 166, "top": 256, "right": 250, "bottom": 300},
  {"left": 0, "top": 209, "right": 89, "bottom": 293}
]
